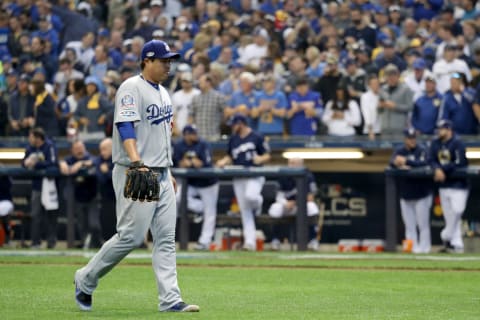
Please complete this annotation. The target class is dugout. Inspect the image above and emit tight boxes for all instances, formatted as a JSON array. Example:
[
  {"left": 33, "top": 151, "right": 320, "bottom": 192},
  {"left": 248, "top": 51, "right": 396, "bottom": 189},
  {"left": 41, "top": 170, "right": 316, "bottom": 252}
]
[{"left": 1, "top": 134, "right": 479, "bottom": 250}]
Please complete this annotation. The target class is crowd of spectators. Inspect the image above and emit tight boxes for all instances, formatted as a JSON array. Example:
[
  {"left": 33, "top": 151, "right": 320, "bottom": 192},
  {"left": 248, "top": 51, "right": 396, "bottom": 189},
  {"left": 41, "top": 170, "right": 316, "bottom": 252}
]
[{"left": 1, "top": 0, "right": 480, "bottom": 140}]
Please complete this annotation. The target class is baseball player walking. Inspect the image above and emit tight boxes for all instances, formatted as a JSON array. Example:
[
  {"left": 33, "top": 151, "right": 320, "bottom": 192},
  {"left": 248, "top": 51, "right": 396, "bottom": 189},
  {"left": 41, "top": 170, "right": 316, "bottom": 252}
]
[
  {"left": 173, "top": 124, "right": 219, "bottom": 250},
  {"left": 74, "top": 40, "right": 199, "bottom": 312},
  {"left": 390, "top": 128, "right": 433, "bottom": 253},
  {"left": 216, "top": 114, "right": 271, "bottom": 250},
  {"left": 429, "top": 119, "right": 469, "bottom": 253}
]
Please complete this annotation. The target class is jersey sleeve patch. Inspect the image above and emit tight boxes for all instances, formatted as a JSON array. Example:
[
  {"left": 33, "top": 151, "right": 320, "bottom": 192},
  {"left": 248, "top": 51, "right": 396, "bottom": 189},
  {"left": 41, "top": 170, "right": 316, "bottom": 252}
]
[{"left": 115, "top": 92, "right": 141, "bottom": 123}]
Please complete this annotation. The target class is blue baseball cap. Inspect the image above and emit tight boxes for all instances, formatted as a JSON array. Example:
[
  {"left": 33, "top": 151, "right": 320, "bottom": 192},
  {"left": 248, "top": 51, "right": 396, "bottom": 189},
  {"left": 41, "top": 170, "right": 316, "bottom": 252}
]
[
  {"left": 412, "top": 58, "right": 426, "bottom": 70},
  {"left": 437, "top": 119, "right": 452, "bottom": 129},
  {"left": 141, "top": 40, "right": 180, "bottom": 60},
  {"left": 403, "top": 127, "right": 416, "bottom": 138},
  {"left": 182, "top": 124, "right": 198, "bottom": 135},
  {"left": 227, "top": 113, "right": 248, "bottom": 126},
  {"left": 98, "top": 28, "right": 110, "bottom": 37},
  {"left": 85, "top": 76, "right": 102, "bottom": 88}
]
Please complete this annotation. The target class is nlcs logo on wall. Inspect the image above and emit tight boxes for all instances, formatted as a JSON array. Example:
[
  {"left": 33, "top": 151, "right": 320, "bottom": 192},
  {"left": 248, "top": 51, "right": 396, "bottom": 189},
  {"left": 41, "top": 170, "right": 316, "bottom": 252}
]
[{"left": 318, "top": 184, "right": 367, "bottom": 217}]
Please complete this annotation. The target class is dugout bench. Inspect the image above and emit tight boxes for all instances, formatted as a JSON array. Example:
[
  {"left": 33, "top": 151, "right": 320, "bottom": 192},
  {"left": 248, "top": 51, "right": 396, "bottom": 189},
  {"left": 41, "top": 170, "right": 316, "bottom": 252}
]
[{"left": 172, "top": 166, "right": 311, "bottom": 251}]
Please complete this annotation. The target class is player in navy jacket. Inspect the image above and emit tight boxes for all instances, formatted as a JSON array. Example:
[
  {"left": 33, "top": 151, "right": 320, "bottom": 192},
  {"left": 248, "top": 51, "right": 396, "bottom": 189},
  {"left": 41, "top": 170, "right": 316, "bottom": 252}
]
[
  {"left": 438, "top": 72, "right": 479, "bottom": 135},
  {"left": 390, "top": 127, "right": 433, "bottom": 253},
  {"left": 59, "top": 140, "right": 101, "bottom": 248},
  {"left": 0, "top": 171, "right": 13, "bottom": 246},
  {"left": 216, "top": 114, "right": 271, "bottom": 251},
  {"left": 429, "top": 119, "right": 469, "bottom": 253},
  {"left": 173, "top": 125, "right": 219, "bottom": 250},
  {"left": 268, "top": 158, "right": 320, "bottom": 250},
  {"left": 94, "top": 138, "right": 115, "bottom": 239},
  {"left": 22, "top": 127, "right": 59, "bottom": 248}
]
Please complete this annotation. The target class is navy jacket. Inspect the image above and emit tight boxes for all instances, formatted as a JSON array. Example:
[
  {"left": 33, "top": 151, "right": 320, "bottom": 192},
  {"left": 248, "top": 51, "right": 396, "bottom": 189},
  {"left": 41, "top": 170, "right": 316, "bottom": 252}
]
[
  {"left": 94, "top": 156, "right": 114, "bottom": 200},
  {"left": 35, "top": 93, "right": 60, "bottom": 138},
  {"left": 278, "top": 171, "right": 317, "bottom": 201},
  {"left": 412, "top": 92, "right": 442, "bottom": 135},
  {"left": 173, "top": 139, "right": 217, "bottom": 187},
  {"left": 22, "top": 139, "right": 58, "bottom": 191},
  {"left": 0, "top": 175, "right": 12, "bottom": 201},
  {"left": 440, "top": 88, "right": 478, "bottom": 135},
  {"left": 64, "top": 153, "right": 97, "bottom": 202},
  {"left": 429, "top": 135, "right": 468, "bottom": 189},
  {"left": 390, "top": 144, "right": 433, "bottom": 200}
]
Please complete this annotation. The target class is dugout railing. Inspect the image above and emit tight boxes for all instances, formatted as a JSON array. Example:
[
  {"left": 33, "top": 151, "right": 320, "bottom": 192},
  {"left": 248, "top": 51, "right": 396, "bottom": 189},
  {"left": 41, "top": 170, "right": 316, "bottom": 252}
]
[{"left": 0, "top": 166, "right": 311, "bottom": 250}]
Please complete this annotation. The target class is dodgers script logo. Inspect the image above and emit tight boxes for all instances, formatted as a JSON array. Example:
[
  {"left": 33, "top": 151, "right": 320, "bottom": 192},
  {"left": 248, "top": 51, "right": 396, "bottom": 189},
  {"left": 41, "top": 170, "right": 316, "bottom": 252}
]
[{"left": 147, "top": 103, "right": 173, "bottom": 125}]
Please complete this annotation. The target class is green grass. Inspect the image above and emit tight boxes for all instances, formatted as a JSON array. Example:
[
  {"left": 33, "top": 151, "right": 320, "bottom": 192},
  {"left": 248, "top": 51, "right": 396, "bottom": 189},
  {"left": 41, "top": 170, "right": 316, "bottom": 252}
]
[{"left": 1, "top": 250, "right": 479, "bottom": 319}]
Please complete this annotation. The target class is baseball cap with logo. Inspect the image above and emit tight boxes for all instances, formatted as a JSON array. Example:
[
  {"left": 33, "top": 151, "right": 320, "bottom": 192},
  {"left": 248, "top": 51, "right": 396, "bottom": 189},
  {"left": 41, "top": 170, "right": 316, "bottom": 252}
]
[
  {"left": 437, "top": 119, "right": 452, "bottom": 129},
  {"left": 403, "top": 127, "right": 416, "bottom": 138},
  {"left": 182, "top": 124, "right": 198, "bottom": 135},
  {"left": 141, "top": 40, "right": 180, "bottom": 60},
  {"left": 412, "top": 58, "right": 426, "bottom": 70},
  {"left": 227, "top": 113, "right": 248, "bottom": 126}
]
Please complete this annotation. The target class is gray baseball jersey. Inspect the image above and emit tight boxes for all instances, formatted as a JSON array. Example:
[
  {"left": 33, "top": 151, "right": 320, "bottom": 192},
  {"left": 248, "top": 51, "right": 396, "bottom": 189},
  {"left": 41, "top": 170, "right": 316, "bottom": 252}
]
[
  {"left": 75, "top": 74, "right": 183, "bottom": 311},
  {"left": 112, "top": 75, "right": 173, "bottom": 167}
]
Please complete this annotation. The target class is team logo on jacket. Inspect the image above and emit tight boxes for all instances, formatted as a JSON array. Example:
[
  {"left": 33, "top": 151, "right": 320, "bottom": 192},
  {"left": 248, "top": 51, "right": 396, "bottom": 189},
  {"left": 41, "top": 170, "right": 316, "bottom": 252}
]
[
  {"left": 433, "top": 99, "right": 440, "bottom": 107},
  {"left": 147, "top": 103, "right": 173, "bottom": 125},
  {"left": 438, "top": 149, "right": 451, "bottom": 165}
]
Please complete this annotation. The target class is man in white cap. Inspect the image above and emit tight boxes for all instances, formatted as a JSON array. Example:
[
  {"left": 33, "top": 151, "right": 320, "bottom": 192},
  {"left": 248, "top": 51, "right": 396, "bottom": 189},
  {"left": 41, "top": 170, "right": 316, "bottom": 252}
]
[{"left": 171, "top": 71, "right": 200, "bottom": 136}]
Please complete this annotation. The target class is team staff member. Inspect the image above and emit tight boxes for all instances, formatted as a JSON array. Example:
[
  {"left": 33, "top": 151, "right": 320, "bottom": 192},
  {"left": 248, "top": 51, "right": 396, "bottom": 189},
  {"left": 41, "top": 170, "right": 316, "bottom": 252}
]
[
  {"left": 0, "top": 170, "right": 13, "bottom": 247},
  {"left": 74, "top": 40, "right": 199, "bottom": 312},
  {"left": 429, "top": 119, "right": 469, "bottom": 253},
  {"left": 94, "top": 138, "right": 115, "bottom": 240},
  {"left": 22, "top": 127, "right": 59, "bottom": 249},
  {"left": 390, "top": 128, "right": 433, "bottom": 253},
  {"left": 173, "top": 124, "right": 219, "bottom": 251},
  {"left": 216, "top": 114, "right": 271, "bottom": 251},
  {"left": 59, "top": 140, "right": 101, "bottom": 249}
]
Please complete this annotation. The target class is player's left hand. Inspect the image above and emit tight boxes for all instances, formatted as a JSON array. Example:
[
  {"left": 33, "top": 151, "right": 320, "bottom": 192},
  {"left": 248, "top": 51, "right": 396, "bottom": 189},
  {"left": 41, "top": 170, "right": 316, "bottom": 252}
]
[{"left": 124, "top": 162, "right": 160, "bottom": 202}]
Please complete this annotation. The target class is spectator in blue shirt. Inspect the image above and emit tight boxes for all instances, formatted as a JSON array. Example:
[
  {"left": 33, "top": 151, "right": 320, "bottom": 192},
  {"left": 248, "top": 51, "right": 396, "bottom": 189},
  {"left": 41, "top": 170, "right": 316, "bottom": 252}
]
[
  {"left": 287, "top": 77, "right": 323, "bottom": 136},
  {"left": 405, "top": 0, "right": 443, "bottom": 22},
  {"left": 439, "top": 72, "right": 479, "bottom": 135},
  {"left": 225, "top": 71, "right": 259, "bottom": 129},
  {"left": 375, "top": 39, "right": 407, "bottom": 72},
  {"left": 251, "top": 74, "right": 288, "bottom": 136},
  {"left": 412, "top": 72, "right": 442, "bottom": 134},
  {"left": 32, "top": 16, "right": 60, "bottom": 56}
]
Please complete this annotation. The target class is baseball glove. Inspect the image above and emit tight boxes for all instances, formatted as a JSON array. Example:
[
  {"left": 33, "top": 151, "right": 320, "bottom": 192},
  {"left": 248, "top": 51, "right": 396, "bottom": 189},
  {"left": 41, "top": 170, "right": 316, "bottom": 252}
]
[{"left": 124, "top": 161, "right": 160, "bottom": 202}]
